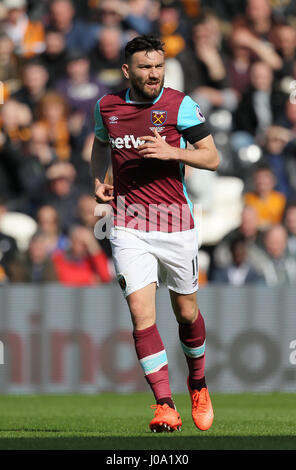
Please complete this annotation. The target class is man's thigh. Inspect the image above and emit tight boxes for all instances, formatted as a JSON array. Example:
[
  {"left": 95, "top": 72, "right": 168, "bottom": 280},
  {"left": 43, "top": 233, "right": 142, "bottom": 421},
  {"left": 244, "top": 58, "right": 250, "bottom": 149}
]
[
  {"left": 155, "top": 229, "right": 199, "bottom": 295},
  {"left": 110, "top": 228, "right": 159, "bottom": 298},
  {"left": 127, "top": 282, "right": 157, "bottom": 330}
]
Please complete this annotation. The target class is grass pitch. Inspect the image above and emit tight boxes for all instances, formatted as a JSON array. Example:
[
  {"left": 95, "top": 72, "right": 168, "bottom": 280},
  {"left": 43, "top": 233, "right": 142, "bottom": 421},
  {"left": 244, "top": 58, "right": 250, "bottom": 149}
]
[{"left": 0, "top": 393, "right": 295, "bottom": 450}]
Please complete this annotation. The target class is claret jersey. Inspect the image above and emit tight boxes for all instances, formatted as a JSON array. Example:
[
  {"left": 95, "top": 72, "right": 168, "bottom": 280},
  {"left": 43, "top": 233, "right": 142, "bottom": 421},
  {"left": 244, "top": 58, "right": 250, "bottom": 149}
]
[{"left": 94, "top": 87, "right": 210, "bottom": 232}]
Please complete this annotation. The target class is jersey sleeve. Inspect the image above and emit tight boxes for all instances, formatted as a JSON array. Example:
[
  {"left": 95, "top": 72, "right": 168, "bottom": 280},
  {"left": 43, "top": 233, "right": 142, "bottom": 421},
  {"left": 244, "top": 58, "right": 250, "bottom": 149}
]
[
  {"left": 94, "top": 97, "right": 109, "bottom": 143},
  {"left": 176, "top": 95, "right": 210, "bottom": 144}
]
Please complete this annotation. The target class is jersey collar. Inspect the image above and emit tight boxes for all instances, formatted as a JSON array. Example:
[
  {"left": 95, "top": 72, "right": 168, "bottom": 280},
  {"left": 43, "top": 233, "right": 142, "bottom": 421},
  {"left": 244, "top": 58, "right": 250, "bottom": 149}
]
[{"left": 125, "top": 87, "right": 164, "bottom": 104}]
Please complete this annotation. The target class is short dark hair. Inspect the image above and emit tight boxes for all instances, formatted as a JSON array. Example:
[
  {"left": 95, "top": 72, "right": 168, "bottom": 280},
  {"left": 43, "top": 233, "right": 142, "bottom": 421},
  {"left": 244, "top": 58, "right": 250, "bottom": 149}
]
[
  {"left": 230, "top": 234, "right": 247, "bottom": 252},
  {"left": 124, "top": 35, "right": 165, "bottom": 63},
  {"left": 253, "top": 162, "right": 273, "bottom": 175},
  {"left": 22, "top": 56, "right": 46, "bottom": 69}
]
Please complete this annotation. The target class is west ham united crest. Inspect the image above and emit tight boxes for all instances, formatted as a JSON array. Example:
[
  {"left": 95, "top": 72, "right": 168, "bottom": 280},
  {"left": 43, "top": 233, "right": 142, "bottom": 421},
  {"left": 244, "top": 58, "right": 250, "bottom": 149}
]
[
  {"left": 117, "top": 273, "right": 127, "bottom": 292},
  {"left": 151, "top": 110, "right": 167, "bottom": 126}
]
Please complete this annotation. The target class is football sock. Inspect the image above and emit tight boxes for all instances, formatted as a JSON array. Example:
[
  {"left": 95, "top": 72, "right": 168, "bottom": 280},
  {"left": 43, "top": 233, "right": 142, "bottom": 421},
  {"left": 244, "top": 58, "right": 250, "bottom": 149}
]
[
  {"left": 157, "top": 397, "right": 175, "bottom": 409},
  {"left": 179, "top": 310, "right": 207, "bottom": 391},
  {"left": 133, "top": 323, "right": 172, "bottom": 403},
  {"left": 189, "top": 376, "right": 206, "bottom": 391}
]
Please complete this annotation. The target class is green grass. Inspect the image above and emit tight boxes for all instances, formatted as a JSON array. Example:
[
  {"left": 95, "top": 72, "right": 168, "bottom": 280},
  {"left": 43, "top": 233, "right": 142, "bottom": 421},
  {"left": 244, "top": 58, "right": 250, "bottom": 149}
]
[{"left": 0, "top": 393, "right": 295, "bottom": 450}]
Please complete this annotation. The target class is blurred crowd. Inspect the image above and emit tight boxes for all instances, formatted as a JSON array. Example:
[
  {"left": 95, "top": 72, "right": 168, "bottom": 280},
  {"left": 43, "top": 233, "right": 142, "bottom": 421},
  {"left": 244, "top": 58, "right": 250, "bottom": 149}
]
[{"left": 0, "top": 0, "right": 296, "bottom": 287}]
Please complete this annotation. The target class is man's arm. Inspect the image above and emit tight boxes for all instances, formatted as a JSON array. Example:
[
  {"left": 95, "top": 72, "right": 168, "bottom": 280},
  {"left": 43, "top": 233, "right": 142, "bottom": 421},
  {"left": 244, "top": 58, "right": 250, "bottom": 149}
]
[
  {"left": 174, "top": 134, "right": 219, "bottom": 170},
  {"left": 232, "top": 28, "right": 283, "bottom": 71},
  {"left": 91, "top": 137, "right": 114, "bottom": 203},
  {"left": 138, "top": 129, "right": 219, "bottom": 171}
]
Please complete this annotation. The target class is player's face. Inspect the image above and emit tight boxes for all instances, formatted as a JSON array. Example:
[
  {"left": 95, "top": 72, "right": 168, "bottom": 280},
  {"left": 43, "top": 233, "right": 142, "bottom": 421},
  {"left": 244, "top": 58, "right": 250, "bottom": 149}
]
[{"left": 123, "top": 50, "right": 165, "bottom": 101}]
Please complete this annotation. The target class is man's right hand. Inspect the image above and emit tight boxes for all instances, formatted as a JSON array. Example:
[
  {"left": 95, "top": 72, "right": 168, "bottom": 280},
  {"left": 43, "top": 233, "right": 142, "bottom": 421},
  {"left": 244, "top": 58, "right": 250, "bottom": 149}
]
[{"left": 94, "top": 179, "right": 114, "bottom": 203}]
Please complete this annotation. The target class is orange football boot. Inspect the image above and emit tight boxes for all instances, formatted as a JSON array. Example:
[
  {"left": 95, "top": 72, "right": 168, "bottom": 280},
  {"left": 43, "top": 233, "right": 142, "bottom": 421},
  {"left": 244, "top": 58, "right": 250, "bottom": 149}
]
[
  {"left": 149, "top": 404, "right": 182, "bottom": 433},
  {"left": 187, "top": 377, "right": 214, "bottom": 430}
]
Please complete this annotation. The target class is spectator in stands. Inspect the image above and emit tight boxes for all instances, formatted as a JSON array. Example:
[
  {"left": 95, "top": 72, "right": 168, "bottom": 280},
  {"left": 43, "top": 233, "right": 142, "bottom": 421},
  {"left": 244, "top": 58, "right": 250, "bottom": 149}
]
[
  {"left": 234, "top": 61, "right": 285, "bottom": 137},
  {"left": 77, "top": 193, "right": 112, "bottom": 258},
  {"left": 125, "top": 0, "right": 159, "bottom": 36},
  {"left": 259, "top": 125, "right": 294, "bottom": 198},
  {"left": 273, "top": 104, "right": 296, "bottom": 193},
  {"left": 226, "top": 28, "right": 252, "bottom": 96},
  {"left": 70, "top": 0, "right": 92, "bottom": 20},
  {"left": 2, "top": 0, "right": 45, "bottom": 58},
  {"left": 0, "top": 103, "right": 44, "bottom": 207},
  {"left": 212, "top": 205, "right": 263, "bottom": 271},
  {"left": 40, "top": 28, "right": 67, "bottom": 87},
  {"left": 70, "top": 132, "right": 94, "bottom": 192},
  {"left": 253, "top": 224, "right": 296, "bottom": 285},
  {"left": 157, "top": 2, "right": 187, "bottom": 58},
  {"left": 96, "top": 0, "right": 127, "bottom": 31},
  {"left": 284, "top": 201, "right": 296, "bottom": 257},
  {"left": 52, "top": 225, "right": 113, "bottom": 286},
  {"left": 76, "top": 194, "right": 97, "bottom": 230},
  {"left": 280, "top": 99, "right": 296, "bottom": 136},
  {"left": 36, "top": 91, "right": 71, "bottom": 161},
  {"left": 177, "top": 11, "right": 237, "bottom": 115},
  {"left": 271, "top": 23, "right": 296, "bottom": 81},
  {"left": 27, "top": 121, "right": 56, "bottom": 168},
  {"left": 6, "top": 231, "right": 57, "bottom": 282},
  {"left": 12, "top": 58, "right": 49, "bottom": 116},
  {"left": 201, "top": 0, "right": 245, "bottom": 22},
  {"left": 101, "top": 0, "right": 159, "bottom": 37},
  {"left": 177, "top": 11, "right": 227, "bottom": 93},
  {"left": 0, "top": 199, "right": 19, "bottom": 279},
  {"left": 7, "top": 122, "right": 56, "bottom": 214},
  {"left": 233, "top": 0, "right": 277, "bottom": 41},
  {"left": 229, "top": 26, "right": 282, "bottom": 72},
  {"left": 13, "top": 129, "right": 48, "bottom": 214},
  {"left": 244, "top": 164, "right": 286, "bottom": 229},
  {"left": 49, "top": 0, "right": 99, "bottom": 53},
  {"left": 270, "top": 0, "right": 296, "bottom": 20},
  {"left": 0, "top": 98, "right": 32, "bottom": 149},
  {"left": 0, "top": 32, "right": 21, "bottom": 98},
  {"left": 43, "top": 162, "right": 81, "bottom": 234},
  {"left": 90, "top": 26, "right": 125, "bottom": 92},
  {"left": 26, "top": 0, "right": 50, "bottom": 21},
  {"left": 36, "top": 205, "right": 69, "bottom": 253},
  {"left": 55, "top": 49, "right": 110, "bottom": 120},
  {"left": 212, "top": 235, "right": 264, "bottom": 285}
]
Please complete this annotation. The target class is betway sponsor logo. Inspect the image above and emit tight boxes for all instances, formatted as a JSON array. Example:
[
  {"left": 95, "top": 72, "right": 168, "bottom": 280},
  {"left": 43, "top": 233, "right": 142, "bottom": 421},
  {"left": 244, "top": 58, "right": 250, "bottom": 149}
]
[{"left": 109, "top": 134, "right": 166, "bottom": 149}]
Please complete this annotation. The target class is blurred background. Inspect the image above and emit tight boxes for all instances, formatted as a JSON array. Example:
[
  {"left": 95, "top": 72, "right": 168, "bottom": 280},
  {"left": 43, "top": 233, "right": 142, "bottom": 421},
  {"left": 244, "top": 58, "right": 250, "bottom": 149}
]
[{"left": 0, "top": 0, "right": 295, "bottom": 394}]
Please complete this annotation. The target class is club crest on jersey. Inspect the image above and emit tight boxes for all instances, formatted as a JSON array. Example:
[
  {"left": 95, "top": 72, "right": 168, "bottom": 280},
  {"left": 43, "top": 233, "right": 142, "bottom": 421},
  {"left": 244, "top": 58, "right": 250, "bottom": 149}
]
[
  {"left": 117, "top": 273, "right": 127, "bottom": 292},
  {"left": 151, "top": 110, "right": 167, "bottom": 126}
]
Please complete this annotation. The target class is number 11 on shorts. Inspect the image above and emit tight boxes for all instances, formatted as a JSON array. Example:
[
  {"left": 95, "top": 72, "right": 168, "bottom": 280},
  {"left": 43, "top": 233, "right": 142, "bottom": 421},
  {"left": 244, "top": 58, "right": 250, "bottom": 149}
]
[{"left": 192, "top": 256, "right": 198, "bottom": 277}]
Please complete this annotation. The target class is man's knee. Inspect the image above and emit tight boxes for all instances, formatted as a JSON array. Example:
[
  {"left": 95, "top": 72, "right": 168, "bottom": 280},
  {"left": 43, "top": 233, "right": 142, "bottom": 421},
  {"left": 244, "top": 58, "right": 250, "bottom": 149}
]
[
  {"left": 170, "top": 292, "right": 199, "bottom": 324},
  {"left": 128, "top": 297, "right": 155, "bottom": 330},
  {"left": 177, "top": 305, "right": 198, "bottom": 324}
]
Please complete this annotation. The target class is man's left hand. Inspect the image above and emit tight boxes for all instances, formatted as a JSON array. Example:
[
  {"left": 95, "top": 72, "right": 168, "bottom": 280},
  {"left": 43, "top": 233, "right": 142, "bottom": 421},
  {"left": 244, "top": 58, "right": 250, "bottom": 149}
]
[{"left": 138, "top": 128, "right": 178, "bottom": 161}]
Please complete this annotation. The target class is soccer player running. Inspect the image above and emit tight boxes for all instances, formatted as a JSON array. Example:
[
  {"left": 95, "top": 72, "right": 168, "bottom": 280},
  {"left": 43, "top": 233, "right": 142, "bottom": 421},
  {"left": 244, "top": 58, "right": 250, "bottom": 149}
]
[{"left": 91, "top": 36, "right": 219, "bottom": 433}]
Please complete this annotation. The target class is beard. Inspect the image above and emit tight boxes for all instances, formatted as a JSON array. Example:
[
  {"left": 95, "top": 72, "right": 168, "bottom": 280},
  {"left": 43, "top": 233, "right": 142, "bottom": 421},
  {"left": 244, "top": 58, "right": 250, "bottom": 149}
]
[{"left": 129, "top": 73, "right": 164, "bottom": 101}]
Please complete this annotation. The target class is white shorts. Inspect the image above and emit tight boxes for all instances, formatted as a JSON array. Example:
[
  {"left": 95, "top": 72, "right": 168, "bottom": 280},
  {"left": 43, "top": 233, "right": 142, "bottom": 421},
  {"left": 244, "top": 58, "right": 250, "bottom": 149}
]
[{"left": 109, "top": 226, "right": 199, "bottom": 297}]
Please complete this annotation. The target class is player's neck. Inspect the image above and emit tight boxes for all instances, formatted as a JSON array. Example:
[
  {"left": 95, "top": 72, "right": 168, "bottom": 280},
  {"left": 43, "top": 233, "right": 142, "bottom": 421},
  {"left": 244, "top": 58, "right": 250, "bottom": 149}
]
[{"left": 128, "top": 87, "right": 162, "bottom": 103}]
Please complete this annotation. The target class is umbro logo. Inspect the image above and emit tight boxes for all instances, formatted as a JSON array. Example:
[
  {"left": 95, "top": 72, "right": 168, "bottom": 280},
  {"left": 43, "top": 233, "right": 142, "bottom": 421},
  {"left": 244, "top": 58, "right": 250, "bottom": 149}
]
[
  {"left": 109, "top": 116, "right": 118, "bottom": 123},
  {"left": 192, "top": 278, "right": 198, "bottom": 287}
]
